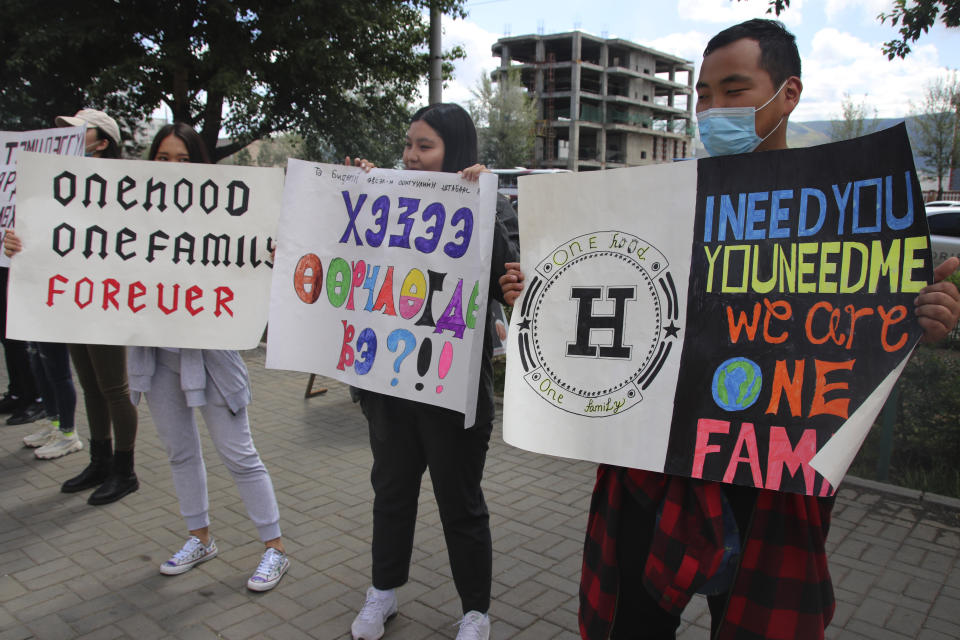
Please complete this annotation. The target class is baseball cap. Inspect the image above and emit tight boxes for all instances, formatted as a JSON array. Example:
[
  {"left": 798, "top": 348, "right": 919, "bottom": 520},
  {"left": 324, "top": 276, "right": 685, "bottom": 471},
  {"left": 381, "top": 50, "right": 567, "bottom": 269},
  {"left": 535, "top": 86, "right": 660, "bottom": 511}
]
[{"left": 55, "top": 109, "right": 121, "bottom": 147}]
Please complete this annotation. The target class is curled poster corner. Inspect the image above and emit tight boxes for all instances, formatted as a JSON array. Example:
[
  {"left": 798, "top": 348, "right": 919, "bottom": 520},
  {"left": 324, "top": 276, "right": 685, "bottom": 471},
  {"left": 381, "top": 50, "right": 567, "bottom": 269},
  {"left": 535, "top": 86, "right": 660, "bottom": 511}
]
[{"left": 809, "top": 346, "right": 915, "bottom": 487}]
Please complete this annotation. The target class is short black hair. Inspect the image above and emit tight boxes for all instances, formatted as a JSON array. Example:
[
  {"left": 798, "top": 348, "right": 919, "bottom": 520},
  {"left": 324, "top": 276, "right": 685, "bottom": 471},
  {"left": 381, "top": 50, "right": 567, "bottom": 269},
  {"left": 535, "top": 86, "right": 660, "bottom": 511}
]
[
  {"left": 704, "top": 18, "right": 801, "bottom": 87},
  {"left": 148, "top": 122, "right": 212, "bottom": 164},
  {"left": 93, "top": 127, "right": 122, "bottom": 159},
  {"left": 410, "top": 103, "right": 478, "bottom": 173}
]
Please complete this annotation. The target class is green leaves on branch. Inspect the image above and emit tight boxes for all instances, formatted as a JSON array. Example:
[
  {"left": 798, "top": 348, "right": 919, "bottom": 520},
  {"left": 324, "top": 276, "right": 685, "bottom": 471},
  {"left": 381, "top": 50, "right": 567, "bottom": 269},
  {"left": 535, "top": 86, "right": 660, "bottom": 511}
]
[
  {"left": 738, "top": 0, "right": 957, "bottom": 59},
  {"left": 0, "top": 0, "right": 467, "bottom": 162}
]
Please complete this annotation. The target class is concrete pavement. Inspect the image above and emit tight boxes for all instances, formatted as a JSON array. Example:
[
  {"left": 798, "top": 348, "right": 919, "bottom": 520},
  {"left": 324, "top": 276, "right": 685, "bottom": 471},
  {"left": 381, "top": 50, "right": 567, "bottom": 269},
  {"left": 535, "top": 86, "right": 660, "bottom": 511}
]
[{"left": 1, "top": 346, "right": 959, "bottom": 639}]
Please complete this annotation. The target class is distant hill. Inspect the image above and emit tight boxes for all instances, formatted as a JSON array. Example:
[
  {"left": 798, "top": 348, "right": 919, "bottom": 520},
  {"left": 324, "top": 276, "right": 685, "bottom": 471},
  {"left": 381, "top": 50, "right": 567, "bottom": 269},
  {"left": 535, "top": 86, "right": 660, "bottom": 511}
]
[
  {"left": 788, "top": 115, "right": 942, "bottom": 178},
  {"left": 788, "top": 117, "right": 914, "bottom": 147}
]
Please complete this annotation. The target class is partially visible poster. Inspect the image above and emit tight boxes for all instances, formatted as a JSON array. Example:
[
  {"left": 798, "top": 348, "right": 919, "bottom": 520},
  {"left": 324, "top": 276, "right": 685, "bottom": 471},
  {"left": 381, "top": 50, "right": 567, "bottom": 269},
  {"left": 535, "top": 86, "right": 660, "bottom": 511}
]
[
  {"left": 0, "top": 127, "right": 85, "bottom": 267},
  {"left": 267, "top": 160, "right": 497, "bottom": 423},
  {"left": 8, "top": 152, "right": 283, "bottom": 349},
  {"left": 503, "top": 125, "right": 930, "bottom": 494}
]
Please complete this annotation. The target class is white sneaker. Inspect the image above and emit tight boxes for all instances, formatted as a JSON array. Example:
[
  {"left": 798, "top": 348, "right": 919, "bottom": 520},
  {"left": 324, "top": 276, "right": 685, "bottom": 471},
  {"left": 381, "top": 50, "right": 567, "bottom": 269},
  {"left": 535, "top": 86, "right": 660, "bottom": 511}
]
[
  {"left": 23, "top": 423, "right": 60, "bottom": 448},
  {"left": 160, "top": 536, "right": 218, "bottom": 575},
  {"left": 246, "top": 547, "right": 290, "bottom": 591},
  {"left": 34, "top": 431, "right": 83, "bottom": 459},
  {"left": 455, "top": 611, "right": 490, "bottom": 640},
  {"left": 351, "top": 586, "right": 398, "bottom": 640}
]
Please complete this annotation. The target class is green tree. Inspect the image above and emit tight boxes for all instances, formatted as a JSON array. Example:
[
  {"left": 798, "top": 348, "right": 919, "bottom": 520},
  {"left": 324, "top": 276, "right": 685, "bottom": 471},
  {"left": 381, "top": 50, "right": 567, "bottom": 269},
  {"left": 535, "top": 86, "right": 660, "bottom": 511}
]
[
  {"left": 0, "top": 0, "right": 465, "bottom": 162},
  {"left": 469, "top": 69, "right": 537, "bottom": 168},
  {"left": 911, "top": 75, "right": 960, "bottom": 199},
  {"left": 740, "top": 0, "right": 958, "bottom": 58},
  {"left": 830, "top": 94, "right": 880, "bottom": 142}
]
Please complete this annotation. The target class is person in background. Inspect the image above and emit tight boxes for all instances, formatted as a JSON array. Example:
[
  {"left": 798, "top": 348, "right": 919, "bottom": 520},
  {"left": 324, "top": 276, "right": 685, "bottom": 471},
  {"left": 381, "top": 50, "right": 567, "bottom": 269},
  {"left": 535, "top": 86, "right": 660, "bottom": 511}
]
[
  {"left": 128, "top": 122, "right": 290, "bottom": 591},
  {"left": 6, "top": 110, "right": 139, "bottom": 503},
  {"left": 347, "top": 103, "right": 518, "bottom": 640}
]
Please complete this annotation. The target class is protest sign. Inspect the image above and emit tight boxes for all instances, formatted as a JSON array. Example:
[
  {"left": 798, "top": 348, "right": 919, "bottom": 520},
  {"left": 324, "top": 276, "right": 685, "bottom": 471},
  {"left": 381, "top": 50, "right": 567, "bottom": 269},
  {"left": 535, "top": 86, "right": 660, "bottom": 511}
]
[
  {"left": 266, "top": 160, "right": 497, "bottom": 424},
  {"left": 0, "top": 127, "right": 85, "bottom": 267},
  {"left": 7, "top": 152, "right": 283, "bottom": 349},
  {"left": 503, "top": 125, "right": 930, "bottom": 495}
]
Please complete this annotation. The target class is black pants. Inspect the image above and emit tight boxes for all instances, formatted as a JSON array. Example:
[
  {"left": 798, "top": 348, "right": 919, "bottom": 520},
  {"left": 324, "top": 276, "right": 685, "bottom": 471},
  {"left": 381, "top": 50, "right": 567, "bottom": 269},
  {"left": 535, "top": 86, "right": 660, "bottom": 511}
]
[
  {"left": 69, "top": 344, "right": 137, "bottom": 450},
  {"left": 0, "top": 267, "right": 39, "bottom": 404},
  {"left": 610, "top": 484, "right": 759, "bottom": 640},
  {"left": 362, "top": 393, "right": 493, "bottom": 614}
]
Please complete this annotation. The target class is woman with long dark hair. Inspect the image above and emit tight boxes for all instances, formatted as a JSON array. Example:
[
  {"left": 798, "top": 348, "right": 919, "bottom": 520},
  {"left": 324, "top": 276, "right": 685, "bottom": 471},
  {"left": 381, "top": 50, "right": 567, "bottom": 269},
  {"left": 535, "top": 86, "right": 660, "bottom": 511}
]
[
  {"left": 348, "top": 103, "right": 519, "bottom": 640},
  {"left": 126, "top": 122, "right": 290, "bottom": 591}
]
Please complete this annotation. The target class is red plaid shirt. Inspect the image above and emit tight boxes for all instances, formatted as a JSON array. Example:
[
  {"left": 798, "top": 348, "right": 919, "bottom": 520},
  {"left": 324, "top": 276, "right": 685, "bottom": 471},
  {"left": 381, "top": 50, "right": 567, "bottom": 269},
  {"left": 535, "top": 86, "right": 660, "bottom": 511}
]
[{"left": 580, "top": 465, "right": 835, "bottom": 639}]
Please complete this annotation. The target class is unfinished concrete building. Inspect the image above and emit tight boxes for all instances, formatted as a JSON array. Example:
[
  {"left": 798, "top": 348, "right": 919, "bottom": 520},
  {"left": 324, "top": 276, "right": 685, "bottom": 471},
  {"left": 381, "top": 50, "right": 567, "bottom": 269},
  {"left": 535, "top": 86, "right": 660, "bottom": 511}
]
[{"left": 492, "top": 31, "right": 695, "bottom": 171}]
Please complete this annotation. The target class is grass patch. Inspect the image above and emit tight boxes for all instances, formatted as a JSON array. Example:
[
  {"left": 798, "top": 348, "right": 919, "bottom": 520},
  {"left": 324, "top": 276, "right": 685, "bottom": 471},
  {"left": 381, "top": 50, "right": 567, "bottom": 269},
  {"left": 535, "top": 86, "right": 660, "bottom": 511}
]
[{"left": 849, "top": 344, "right": 960, "bottom": 497}]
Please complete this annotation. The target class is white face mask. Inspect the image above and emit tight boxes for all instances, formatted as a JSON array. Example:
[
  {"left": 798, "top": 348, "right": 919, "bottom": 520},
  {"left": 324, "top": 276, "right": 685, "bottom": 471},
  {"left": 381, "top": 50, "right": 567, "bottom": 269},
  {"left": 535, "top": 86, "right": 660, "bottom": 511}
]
[{"left": 697, "top": 81, "right": 788, "bottom": 156}]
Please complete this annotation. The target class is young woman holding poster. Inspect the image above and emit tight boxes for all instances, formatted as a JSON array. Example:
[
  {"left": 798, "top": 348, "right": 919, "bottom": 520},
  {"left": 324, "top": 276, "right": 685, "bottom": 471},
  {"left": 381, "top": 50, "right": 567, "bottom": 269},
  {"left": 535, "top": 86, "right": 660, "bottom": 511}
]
[
  {"left": 128, "top": 122, "right": 290, "bottom": 591},
  {"left": 5, "top": 122, "right": 289, "bottom": 591},
  {"left": 347, "top": 103, "right": 519, "bottom": 640},
  {"left": 7, "top": 109, "right": 139, "bottom": 505}
]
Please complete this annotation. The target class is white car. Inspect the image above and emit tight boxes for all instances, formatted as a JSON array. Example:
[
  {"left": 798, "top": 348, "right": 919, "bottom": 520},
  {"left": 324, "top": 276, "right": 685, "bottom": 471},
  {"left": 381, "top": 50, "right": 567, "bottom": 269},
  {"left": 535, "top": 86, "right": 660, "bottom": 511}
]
[{"left": 925, "top": 201, "right": 960, "bottom": 264}]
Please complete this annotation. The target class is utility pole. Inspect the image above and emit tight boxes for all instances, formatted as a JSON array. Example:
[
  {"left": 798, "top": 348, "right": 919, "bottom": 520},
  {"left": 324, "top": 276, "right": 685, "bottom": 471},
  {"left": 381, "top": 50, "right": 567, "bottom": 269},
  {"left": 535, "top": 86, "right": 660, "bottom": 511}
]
[{"left": 429, "top": 3, "right": 442, "bottom": 104}]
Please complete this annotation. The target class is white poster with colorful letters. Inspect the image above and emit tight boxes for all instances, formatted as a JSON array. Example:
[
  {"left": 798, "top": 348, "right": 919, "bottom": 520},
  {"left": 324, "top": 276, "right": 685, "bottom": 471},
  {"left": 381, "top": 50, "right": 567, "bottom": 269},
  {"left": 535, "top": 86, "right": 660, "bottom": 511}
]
[
  {"left": 266, "top": 160, "right": 497, "bottom": 423},
  {"left": 0, "top": 127, "right": 86, "bottom": 267},
  {"left": 7, "top": 152, "right": 283, "bottom": 349}
]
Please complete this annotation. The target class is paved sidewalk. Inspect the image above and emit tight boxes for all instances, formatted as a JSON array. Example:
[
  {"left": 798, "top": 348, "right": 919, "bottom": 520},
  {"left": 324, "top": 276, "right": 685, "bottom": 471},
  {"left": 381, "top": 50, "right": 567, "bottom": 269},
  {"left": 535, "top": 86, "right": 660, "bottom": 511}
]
[{"left": 1, "top": 346, "right": 958, "bottom": 639}]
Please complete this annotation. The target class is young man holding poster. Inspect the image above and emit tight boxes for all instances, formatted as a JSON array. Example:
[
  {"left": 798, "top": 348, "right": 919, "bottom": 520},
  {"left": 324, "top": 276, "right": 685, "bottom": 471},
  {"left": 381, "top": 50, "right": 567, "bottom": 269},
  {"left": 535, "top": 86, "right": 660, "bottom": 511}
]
[{"left": 501, "top": 18, "right": 960, "bottom": 640}]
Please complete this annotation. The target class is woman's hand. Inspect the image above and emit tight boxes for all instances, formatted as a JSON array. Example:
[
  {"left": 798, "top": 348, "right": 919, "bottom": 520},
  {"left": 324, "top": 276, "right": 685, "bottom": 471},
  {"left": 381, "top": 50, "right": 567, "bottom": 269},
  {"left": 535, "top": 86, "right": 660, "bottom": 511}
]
[
  {"left": 3, "top": 229, "right": 22, "bottom": 258},
  {"left": 344, "top": 156, "right": 375, "bottom": 173},
  {"left": 917, "top": 257, "right": 960, "bottom": 343},
  {"left": 458, "top": 163, "right": 489, "bottom": 182},
  {"left": 499, "top": 262, "right": 525, "bottom": 306}
]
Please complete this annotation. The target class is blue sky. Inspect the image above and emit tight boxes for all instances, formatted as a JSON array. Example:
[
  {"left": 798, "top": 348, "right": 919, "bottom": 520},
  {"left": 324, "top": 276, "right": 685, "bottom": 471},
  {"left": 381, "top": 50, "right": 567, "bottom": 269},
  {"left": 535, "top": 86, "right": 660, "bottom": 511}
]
[{"left": 436, "top": 0, "right": 958, "bottom": 121}]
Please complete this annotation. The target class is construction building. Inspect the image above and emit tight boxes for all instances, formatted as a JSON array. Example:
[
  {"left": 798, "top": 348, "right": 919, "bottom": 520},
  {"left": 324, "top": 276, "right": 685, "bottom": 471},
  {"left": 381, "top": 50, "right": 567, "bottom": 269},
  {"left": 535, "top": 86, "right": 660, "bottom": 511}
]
[{"left": 491, "top": 31, "right": 695, "bottom": 170}]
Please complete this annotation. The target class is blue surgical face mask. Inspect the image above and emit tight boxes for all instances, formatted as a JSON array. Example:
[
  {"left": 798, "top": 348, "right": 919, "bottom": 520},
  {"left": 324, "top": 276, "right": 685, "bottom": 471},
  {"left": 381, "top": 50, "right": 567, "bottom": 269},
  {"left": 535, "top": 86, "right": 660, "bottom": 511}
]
[{"left": 697, "top": 81, "right": 787, "bottom": 157}]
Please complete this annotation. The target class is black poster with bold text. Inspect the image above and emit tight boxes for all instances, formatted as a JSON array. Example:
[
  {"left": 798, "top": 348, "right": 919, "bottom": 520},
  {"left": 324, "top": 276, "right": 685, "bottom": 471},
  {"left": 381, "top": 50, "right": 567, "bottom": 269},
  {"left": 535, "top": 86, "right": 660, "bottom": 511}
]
[{"left": 663, "top": 124, "right": 929, "bottom": 495}]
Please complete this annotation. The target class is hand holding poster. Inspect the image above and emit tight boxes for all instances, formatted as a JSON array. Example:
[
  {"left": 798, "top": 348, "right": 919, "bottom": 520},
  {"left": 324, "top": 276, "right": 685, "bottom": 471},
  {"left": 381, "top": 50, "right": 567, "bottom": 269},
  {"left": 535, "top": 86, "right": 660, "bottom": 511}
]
[
  {"left": 266, "top": 160, "right": 496, "bottom": 423},
  {"left": 0, "top": 127, "right": 86, "bottom": 267},
  {"left": 503, "top": 125, "right": 930, "bottom": 494},
  {"left": 7, "top": 152, "right": 283, "bottom": 349}
]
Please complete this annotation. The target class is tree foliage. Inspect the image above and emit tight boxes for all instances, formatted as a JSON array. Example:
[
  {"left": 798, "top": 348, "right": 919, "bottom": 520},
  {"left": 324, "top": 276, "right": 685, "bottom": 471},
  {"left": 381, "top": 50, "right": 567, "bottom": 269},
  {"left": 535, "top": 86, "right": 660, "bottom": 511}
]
[
  {"left": 740, "top": 0, "right": 958, "bottom": 59},
  {"left": 469, "top": 69, "right": 537, "bottom": 169},
  {"left": 0, "top": 0, "right": 465, "bottom": 162},
  {"left": 878, "top": 0, "right": 960, "bottom": 60},
  {"left": 830, "top": 93, "right": 879, "bottom": 142},
  {"left": 911, "top": 74, "right": 960, "bottom": 199}
]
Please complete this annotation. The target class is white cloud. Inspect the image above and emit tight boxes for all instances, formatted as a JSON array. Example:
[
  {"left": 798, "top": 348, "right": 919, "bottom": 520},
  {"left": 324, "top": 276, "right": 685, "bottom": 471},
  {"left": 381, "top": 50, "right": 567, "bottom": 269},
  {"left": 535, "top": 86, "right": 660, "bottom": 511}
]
[
  {"left": 795, "top": 27, "right": 947, "bottom": 120},
  {"left": 824, "top": 0, "right": 889, "bottom": 24},
  {"left": 644, "top": 30, "right": 710, "bottom": 63},
  {"left": 676, "top": 0, "right": 803, "bottom": 26},
  {"left": 414, "top": 16, "right": 502, "bottom": 109}
]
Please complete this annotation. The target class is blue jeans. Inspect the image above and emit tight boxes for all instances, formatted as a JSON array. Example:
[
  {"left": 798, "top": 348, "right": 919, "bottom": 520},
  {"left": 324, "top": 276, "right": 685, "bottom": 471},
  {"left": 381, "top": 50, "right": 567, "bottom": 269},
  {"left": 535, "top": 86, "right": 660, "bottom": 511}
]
[{"left": 28, "top": 342, "right": 76, "bottom": 432}]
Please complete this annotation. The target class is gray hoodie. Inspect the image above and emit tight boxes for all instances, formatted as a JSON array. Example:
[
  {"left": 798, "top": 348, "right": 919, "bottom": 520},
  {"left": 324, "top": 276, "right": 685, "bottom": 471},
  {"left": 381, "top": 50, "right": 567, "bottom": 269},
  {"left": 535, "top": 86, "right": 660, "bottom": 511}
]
[{"left": 127, "top": 347, "right": 252, "bottom": 413}]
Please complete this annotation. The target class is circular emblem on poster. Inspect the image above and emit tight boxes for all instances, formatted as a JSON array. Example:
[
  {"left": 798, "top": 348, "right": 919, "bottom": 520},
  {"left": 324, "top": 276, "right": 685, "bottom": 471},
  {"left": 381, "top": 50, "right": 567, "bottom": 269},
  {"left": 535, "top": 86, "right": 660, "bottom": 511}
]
[{"left": 515, "top": 231, "right": 682, "bottom": 417}]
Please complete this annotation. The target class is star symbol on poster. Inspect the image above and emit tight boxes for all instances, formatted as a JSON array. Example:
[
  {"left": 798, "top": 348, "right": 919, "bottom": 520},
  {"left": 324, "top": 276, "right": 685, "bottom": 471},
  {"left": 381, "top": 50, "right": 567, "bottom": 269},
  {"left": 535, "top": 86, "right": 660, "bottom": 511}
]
[{"left": 664, "top": 322, "right": 680, "bottom": 339}]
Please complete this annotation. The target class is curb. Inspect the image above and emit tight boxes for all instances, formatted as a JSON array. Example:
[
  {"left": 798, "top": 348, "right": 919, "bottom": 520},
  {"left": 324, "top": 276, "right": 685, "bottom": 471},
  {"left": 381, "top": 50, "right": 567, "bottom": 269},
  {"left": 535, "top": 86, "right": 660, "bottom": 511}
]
[{"left": 844, "top": 474, "right": 960, "bottom": 510}]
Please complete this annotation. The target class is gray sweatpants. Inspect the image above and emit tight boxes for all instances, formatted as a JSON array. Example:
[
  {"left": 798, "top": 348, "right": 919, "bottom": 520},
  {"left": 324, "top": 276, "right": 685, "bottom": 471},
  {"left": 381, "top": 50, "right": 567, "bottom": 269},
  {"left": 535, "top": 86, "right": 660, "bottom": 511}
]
[{"left": 147, "top": 350, "right": 281, "bottom": 542}]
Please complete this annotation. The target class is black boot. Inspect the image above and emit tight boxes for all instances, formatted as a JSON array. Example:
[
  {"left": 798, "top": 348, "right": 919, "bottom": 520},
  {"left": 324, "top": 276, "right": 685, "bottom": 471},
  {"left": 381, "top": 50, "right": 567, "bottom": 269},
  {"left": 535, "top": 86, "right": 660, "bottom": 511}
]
[
  {"left": 88, "top": 448, "right": 139, "bottom": 505},
  {"left": 61, "top": 439, "right": 113, "bottom": 493}
]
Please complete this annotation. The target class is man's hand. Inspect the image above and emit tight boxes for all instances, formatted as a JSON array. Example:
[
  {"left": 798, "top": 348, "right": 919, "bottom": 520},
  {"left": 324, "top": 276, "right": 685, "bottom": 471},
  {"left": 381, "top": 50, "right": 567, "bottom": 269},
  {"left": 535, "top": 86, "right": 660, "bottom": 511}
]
[
  {"left": 916, "top": 257, "right": 960, "bottom": 343},
  {"left": 499, "top": 262, "right": 525, "bottom": 306}
]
